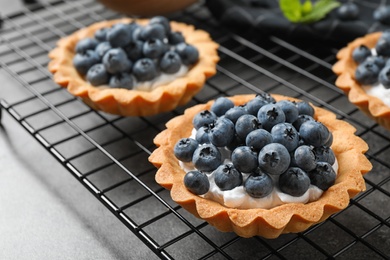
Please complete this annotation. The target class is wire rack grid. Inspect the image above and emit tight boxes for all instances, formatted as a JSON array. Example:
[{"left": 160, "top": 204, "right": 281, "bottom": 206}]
[{"left": 0, "top": 0, "right": 389, "bottom": 259}]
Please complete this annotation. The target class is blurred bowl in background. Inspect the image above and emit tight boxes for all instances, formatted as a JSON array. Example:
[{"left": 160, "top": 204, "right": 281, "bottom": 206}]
[{"left": 97, "top": 0, "right": 199, "bottom": 16}]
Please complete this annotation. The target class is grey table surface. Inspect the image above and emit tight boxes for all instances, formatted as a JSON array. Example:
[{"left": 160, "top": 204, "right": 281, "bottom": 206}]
[{"left": 0, "top": 1, "right": 158, "bottom": 259}]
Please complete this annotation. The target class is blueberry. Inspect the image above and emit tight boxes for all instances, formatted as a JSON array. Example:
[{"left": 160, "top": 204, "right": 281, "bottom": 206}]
[
  {"left": 86, "top": 63, "right": 109, "bottom": 86},
  {"left": 355, "top": 59, "right": 381, "bottom": 85},
  {"left": 276, "top": 100, "right": 299, "bottom": 123},
  {"left": 352, "top": 45, "right": 371, "bottom": 64},
  {"left": 192, "top": 144, "right": 222, "bottom": 172},
  {"left": 258, "top": 143, "right": 290, "bottom": 175},
  {"left": 123, "top": 40, "right": 144, "bottom": 61},
  {"left": 299, "top": 121, "right": 331, "bottom": 147},
  {"left": 174, "top": 138, "right": 199, "bottom": 162},
  {"left": 337, "top": 2, "right": 360, "bottom": 21},
  {"left": 132, "top": 58, "right": 158, "bottom": 81},
  {"left": 324, "top": 131, "right": 333, "bottom": 147},
  {"left": 245, "top": 129, "right": 273, "bottom": 151},
  {"left": 313, "top": 146, "right": 335, "bottom": 165},
  {"left": 184, "top": 170, "right": 210, "bottom": 195},
  {"left": 293, "top": 115, "right": 315, "bottom": 131},
  {"left": 271, "top": 123, "right": 299, "bottom": 152},
  {"left": 94, "top": 27, "right": 109, "bottom": 42},
  {"left": 102, "top": 48, "right": 132, "bottom": 74},
  {"left": 231, "top": 146, "right": 258, "bottom": 173},
  {"left": 209, "top": 117, "right": 235, "bottom": 147},
  {"left": 210, "top": 97, "right": 234, "bottom": 116},
  {"left": 294, "top": 145, "right": 317, "bottom": 172},
  {"left": 95, "top": 41, "right": 112, "bottom": 57},
  {"left": 226, "top": 134, "right": 245, "bottom": 151},
  {"left": 75, "top": 38, "right": 99, "bottom": 53},
  {"left": 192, "top": 110, "right": 217, "bottom": 130},
  {"left": 309, "top": 162, "right": 336, "bottom": 191},
  {"left": 143, "top": 39, "right": 166, "bottom": 59},
  {"left": 73, "top": 50, "right": 100, "bottom": 75},
  {"left": 295, "top": 101, "right": 315, "bottom": 117},
  {"left": 235, "top": 114, "right": 261, "bottom": 140},
  {"left": 224, "top": 105, "right": 248, "bottom": 124},
  {"left": 149, "top": 16, "right": 171, "bottom": 34},
  {"left": 256, "top": 92, "right": 276, "bottom": 103},
  {"left": 244, "top": 169, "right": 273, "bottom": 198},
  {"left": 109, "top": 72, "right": 134, "bottom": 89},
  {"left": 374, "top": 6, "right": 390, "bottom": 25},
  {"left": 375, "top": 37, "right": 390, "bottom": 56},
  {"left": 195, "top": 125, "right": 211, "bottom": 144},
  {"left": 245, "top": 93, "right": 275, "bottom": 115},
  {"left": 175, "top": 43, "right": 199, "bottom": 65},
  {"left": 140, "top": 23, "right": 166, "bottom": 41},
  {"left": 366, "top": 55, "right": 386, "bottom": 70},
  {"left": 257, "top": 103, "right": 286, "bottom": 131},
  {"left": 213, "top": 164, "right": 243, "bottom": 191},
  {"left": 168, "top": 31, "right": 185, "bottom": 45},
  {"left": 159, "top": 51, "right": 182, "bottom": 74},
  {"left": 107, "top": 23, "right": 133, "bottom": 48},
  {"left": 131, "top": 26, "right": 143, "bottom": 42},
  {"left": 379, "top": 65, "right": 390, "bottom": 88},
  {"left": 279, "top": 167, "right": 310, "bottom": 197}
]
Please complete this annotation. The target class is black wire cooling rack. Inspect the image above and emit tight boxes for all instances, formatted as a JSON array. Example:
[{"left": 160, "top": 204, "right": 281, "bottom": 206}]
[{"left": 0, "top": 0, "right": 389, "bottom": 259}]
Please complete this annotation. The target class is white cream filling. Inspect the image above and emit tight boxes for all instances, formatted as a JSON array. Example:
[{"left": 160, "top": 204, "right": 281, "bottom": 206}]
[
  {"left": 361, "top": 48, "right": 390, "bottom": 107},
  {"left": 363, "top": 84, "right": 390, "bottom": 107},
  {"left": 134, "top": 65, "right": 189, "bottom": 91},
  {"left": 179, "top": 129, "right": 339, "bottom": 210}
]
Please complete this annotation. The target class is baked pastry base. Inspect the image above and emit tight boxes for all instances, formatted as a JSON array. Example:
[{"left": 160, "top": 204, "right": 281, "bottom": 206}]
[
  {"left": 48, "top": 18, "right": 219, "bottom": 116},
  {"left": 333, "top": 32, "right": 390, "bottom": 130},
  {"left": 149, "top": 94, "right": 371, "bottom": 238}
]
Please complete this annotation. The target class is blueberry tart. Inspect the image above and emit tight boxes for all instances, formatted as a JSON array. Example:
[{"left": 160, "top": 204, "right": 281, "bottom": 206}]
[
  {"left": 333, "top": 31, "right": 390, "bottom": 130},
  {"left": 48, "top": 17, "right": 219, "bottom": 116},
  {"left": 149, "top": 94, "right": 371, "bottom": 238}
]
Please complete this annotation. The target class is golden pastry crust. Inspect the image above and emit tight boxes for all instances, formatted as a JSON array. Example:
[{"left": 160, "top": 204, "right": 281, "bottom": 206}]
[
  {"left": 148, "top": 94, "right": 372, "bottom": 238},
  {"left": 48, "top": 18, "right": 219, "bottom": 116},
  {"left": 333, "top": 32, "right": 390, "bottom": 130}
]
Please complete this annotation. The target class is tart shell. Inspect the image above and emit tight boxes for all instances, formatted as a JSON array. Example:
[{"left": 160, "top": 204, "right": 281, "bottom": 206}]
[
  {"left": 48, "top": 18, "right": 219, "bottom": 116},
  {"left": 148, "top": 94, "right": 372, "bottom": 238},
  {"left": 333, "top": 32, "right": 390, "bottom": 130}
]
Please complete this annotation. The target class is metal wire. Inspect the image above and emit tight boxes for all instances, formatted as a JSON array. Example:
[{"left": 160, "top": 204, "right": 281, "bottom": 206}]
[{"left": 0, "top": 0, "right": 389, "bottom": 259}]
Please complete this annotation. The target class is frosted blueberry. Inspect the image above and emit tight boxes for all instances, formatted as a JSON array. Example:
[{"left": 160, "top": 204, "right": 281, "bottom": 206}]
[
  {"left": 75, "top": 38, "right": 99, "bottom": 53},
  {"left": 271, "top": 123, "right": 299, "bottom": 152},
  {"left": 244, "top": 169, "right": 273, "bottom": 198},
  {"left": 192, "top": 144, "right": 221, "bottom": 172},
  {"left": 210, "top": 97, "right": 234, "bottom": 117},
  {"left": 184, "top": 170, "right": 210, "bottom": 195},
  {"left": 86, "top": 63, "right": 109, "bottom": 86},
  {"left": 309, "top": 162, "right": 336, "bottom": 191},
  {"left": 245, "top": 129, "right": 273, "bottom": 151},
  {"left": 73, "top": 50, "right": 100, "bottom": 75},
  {"left": 213, "top": 164, "right": 243, "bottom": 191},
  {"left": 174, "top": 138, "right": 199, "bottom": 162},
  {"left": 235, "top": 114, "right": 261, "bottom": 140},
  {"left": 192, "top": 110, "right": 217, "bottom": 130},
  {"left": 209, "top": 117, "right": 235, "bottom": 147},
  {"left": 109, "top": 72, "right": 134, "bottom": 89},
  {"left": 258, "top": 143, "right": 290, "bottom": 175},
  {"left": 257, "top": 103, "right": 286, "bottom": 131},
  {"left": 279, "top": 167, "right": 310, "bottom": 197},
  {"left": 231, "top": 146, "right": 259, "bottom": 173}
]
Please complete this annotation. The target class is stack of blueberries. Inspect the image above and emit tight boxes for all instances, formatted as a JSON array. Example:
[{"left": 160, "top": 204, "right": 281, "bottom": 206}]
[
  {"left": 353, "top": 30, "right": 390, "bottom": 88},
  {"left": 73, "top": 16, "right": 199, "bottom": 89},
  {"left": 174, "top": 93, "right": 337, "bottom": 199}
]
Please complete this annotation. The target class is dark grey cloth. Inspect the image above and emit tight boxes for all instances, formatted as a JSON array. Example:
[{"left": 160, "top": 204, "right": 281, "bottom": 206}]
[{"left": 206, "top": 0, "right": 390, "bottom": 45}]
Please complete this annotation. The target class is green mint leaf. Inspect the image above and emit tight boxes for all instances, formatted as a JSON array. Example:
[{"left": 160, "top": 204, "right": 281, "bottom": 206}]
[
  {"left": 279, "top": 0, "right": 302, "bottom": 23},
  {"left": 300, "top": 0, "right": 341, "bottom": 23},
  {"left": 301, "top": 0, "right": 313, "bottom": 16}
]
